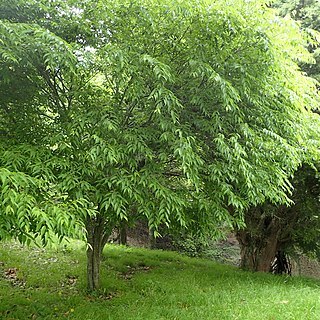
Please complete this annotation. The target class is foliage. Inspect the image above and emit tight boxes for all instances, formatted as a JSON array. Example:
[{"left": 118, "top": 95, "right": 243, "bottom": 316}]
[
  {"left": 236, "top": 156, "right": 320, "bottom": 271},
  {"left": 273, "top": 0, "right": 320, "bottom": 30},
  {"left": 286, "top": 164, "right": 320, "bottom": 257},
  {"left": 273, "top": 0, "right": 320, "bottom": 84},
  {"left": 235, "top": 0, "right": 320, "bottom": 273},
  {"left": 1, "top": 0, "right": 320, "bottom": 288},
  {"left": 173, "top": 234, "right": 240, "bottom": 266},
  {"left": 0, "top": 165, "right": 86, "bottom": 245}
]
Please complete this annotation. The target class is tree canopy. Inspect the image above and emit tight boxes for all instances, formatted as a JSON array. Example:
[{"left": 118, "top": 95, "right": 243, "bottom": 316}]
[
  {"left": 274, "top": 0, "right": 320, "bottom": 84},
  {"left": 1, "top": 0, "right": 319, "bottom": 289},
  {"left": 235, "top": 0, "right": 320, "bottom": 274}
]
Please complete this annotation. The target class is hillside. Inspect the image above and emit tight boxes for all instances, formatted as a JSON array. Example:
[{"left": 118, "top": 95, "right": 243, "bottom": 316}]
[{"left": 1, "top": 241, "right": 320, "bottom": 319}]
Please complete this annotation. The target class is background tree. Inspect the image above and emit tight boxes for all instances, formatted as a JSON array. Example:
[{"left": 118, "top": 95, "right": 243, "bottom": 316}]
[
  {"left": 273, "top": 0, "right": 320, "bottom": 84},
  {"left": 235, "top": 0, "right": 320, "bottom": 273},
  {"left": 1, "top": 0, "right": 319, "bottom": 290},
  {"left": 236, "top": 159, "right": 320, "bottom": 273}
]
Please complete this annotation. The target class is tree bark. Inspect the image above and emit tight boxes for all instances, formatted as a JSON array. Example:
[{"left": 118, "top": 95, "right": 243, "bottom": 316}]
[
  {"left": 236, "top": 206, "right": 281, "bottom": 272},
  {"left": 119, "top": 221, "right": 127, "bottom": 245},
  {"left": 86, "top": 215, "right": 112, "bottom": 291},
  {"left": 149, "top": 227, "right": 156, "bottom": 249},
  {"left": 237, "top": 227, "right": 279, "bottom": 272}
]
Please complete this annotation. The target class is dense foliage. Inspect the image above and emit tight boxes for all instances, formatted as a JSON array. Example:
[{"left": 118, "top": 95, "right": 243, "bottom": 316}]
[
  {"left": 235, "top": 0, "right": 320, "bottom": 274},
  {"left": 274, "top": 0, "right": 320, "bottom": 84},
  {"left": 1, "top": 0, "right": 319, "bottom": 288}
]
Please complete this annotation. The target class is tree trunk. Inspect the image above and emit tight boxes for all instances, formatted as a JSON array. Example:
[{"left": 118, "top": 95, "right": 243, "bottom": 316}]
[
  {"left": 119, "top": 221, "right": 127, "bottom": 245},
  {"left": 236, "top": 202, "right": 301, "bottom": 273},
  {"left": 86, "top": 215, "right": 112, "bottom": 291},
  {"left": 236, "top": 207, "right": 281, "bottom": 272},
  {"left": 149, "top": 227, "right": 156, "bottom": 249},
  {"left": 86, "top": 235, "right": 102, "bottom": 291},
  {"left": 271, "top": 251, "right": 292, "bottom": 275},
  {"left": 237, "top": 227, "right": 279, "bottom": 272}
]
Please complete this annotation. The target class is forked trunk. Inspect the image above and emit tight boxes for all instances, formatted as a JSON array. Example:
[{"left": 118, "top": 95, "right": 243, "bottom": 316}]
[
  {"left": 86, "top": 215, "right": 111, "bottom": 291},
  {"left": 86, "top": 237, "right": 102, "bottom": 291}
]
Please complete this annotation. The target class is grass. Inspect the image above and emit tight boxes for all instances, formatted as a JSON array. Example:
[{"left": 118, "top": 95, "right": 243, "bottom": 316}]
[{"left": 1, "top": 241, "right": 320, "bottom": 319}]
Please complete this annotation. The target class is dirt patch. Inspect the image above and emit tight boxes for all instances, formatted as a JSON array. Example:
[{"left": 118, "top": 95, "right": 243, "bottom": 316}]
[
  {"left": 119, "top": 265, "right": 152, "bottom": 280},
  {"left": 3, "top": 267, "right": 26, "bottom": 288}
]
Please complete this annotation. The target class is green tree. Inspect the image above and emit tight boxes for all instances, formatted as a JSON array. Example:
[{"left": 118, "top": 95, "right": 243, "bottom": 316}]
[
  {"left": 273, "top": 0, "right": 320, "bottom": 83},
  {"left": 1, "top": 0, "right": 319, "bottom": 289},
  {"left": 235, "top": 0, "right": 320, "bottom": 273},
  {"left": 236, "top": 159, "right": 320, "bottom": 272}
]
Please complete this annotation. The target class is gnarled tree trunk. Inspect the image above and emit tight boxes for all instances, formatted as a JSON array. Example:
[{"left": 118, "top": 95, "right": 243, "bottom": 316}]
[
  {"left": 236, "top": 204, "right": 299, "bottom": 274},
  {"left": 236, "top": 206, "right": 281, "bottom": 272},
  {"left": 237, "top": 225, "right": 279, "bottom": 272},
  {"left": 86, "top": 215, "right": 112, "bottom": 291}
]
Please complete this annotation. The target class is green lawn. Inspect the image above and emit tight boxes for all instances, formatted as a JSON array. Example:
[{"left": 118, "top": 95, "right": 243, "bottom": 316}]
[{"left": 0, "top": 241, "right": 319, "bottom": 320}]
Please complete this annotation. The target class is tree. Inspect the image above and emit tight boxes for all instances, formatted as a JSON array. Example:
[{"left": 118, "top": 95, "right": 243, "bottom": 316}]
[
  {"left": 235, "top": 0, "right": 320, "bottom": 273},
  {"left": 273, "top": 0, "right": 320, "bottom": 84},
  {"left": 236, "top": 159, "right": 320, "bottom": 273},
  {"left": 1, "top": 0, "right": 319, "bottom": 290}
]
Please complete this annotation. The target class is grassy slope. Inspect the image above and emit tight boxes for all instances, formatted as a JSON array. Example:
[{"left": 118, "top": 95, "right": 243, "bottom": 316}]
[{"left": 0, "top": 241, "right": 320, "bottom": 320}]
